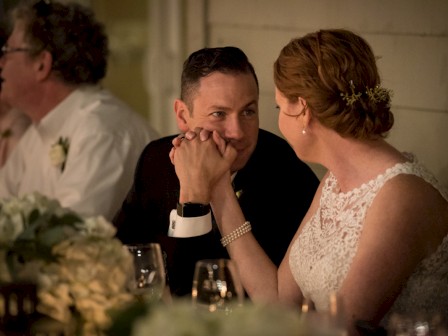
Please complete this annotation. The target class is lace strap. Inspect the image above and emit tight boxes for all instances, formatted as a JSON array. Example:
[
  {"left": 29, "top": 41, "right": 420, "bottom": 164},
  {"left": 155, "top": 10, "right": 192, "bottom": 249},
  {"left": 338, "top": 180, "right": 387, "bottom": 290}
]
[{"left": 381, "top": 159, "right": 448, "bottom": 201}]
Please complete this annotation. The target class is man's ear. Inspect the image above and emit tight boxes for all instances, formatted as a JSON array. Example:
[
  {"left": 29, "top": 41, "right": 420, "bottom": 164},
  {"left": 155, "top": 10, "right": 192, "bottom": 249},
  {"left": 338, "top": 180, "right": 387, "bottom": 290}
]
[
  {"left": 174, "top": 98, "right": 191, "bottom": 132},
  {"left": 35, "top": 50, "right": 53, "bottom": 81}
]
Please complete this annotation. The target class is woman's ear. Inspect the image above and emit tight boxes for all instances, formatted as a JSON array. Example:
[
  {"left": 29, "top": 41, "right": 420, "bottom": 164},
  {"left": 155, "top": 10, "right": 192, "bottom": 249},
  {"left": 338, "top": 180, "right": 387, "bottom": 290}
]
[
  {"left": 298, "top": 97, "right": 307, "bottom": 112},
  {"left": 298, "top": 97, "right": 311, "bottom": 129},
  {"left": 174, "top": 99, "right": 190, "bottom": 132}
]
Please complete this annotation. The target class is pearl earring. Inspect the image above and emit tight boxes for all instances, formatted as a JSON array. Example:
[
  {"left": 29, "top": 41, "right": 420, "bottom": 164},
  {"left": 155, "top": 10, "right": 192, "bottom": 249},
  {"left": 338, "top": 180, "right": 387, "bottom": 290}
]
[{"left": 302, "top": 129, "right": 306, "bottom": 135}]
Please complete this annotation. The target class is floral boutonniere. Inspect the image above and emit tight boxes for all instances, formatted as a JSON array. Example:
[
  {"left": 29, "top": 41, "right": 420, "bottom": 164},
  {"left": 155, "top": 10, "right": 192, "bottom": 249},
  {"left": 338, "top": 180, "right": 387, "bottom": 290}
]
[
  {"left": 235, "top": 189, "right": 243, "bottom": 199},
  {"left": 49, "top": 136, "right": 70, "bottom": 172}
]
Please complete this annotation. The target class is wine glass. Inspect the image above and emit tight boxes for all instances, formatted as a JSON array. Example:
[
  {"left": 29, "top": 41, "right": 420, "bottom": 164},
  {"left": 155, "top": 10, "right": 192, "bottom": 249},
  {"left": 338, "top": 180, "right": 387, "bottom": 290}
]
[
  {"left": 192, "top": 258, "right": 244, "bottom": 314},
  {"left": 126, "top": 243, "right": 166, "bottom": 302},
  {"left": 300, "top": 292, "right": 347, "bottom": 336},
  {"left": 388, "top": 312, "right": 447, "bottom": 336}
]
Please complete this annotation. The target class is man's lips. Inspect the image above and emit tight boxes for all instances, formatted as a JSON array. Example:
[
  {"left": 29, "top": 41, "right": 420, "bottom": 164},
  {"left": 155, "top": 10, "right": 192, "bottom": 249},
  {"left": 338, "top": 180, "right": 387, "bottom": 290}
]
[{"left": 229, "top": 145, "right": 247, "bottom": 153}]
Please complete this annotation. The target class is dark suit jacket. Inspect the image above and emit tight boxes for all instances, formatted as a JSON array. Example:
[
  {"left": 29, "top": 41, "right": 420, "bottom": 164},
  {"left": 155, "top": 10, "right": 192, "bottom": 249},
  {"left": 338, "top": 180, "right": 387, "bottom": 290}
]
[{"left": 113, "top": 129, "right": 319, "bottom": 297}]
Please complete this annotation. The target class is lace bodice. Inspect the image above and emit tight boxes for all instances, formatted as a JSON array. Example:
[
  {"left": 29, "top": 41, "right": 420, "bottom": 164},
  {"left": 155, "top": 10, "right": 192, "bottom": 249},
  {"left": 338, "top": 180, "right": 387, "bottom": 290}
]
[{"left": 289, "top": 154, "right": 448, "bottom": 324}]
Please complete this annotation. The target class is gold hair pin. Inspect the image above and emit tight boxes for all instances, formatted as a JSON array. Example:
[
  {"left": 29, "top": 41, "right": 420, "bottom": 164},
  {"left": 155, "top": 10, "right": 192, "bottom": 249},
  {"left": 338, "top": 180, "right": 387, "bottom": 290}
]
[
  {"left": 365, "top": 85, "right": 393, "bottom": 104},
  {"left": 340, "top": 80, "right": 362, "bottom": 106}
]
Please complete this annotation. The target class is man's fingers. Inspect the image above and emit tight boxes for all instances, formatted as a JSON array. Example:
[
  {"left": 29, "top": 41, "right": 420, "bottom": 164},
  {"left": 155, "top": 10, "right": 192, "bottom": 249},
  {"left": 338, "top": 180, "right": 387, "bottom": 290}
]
[
  {"left": 169, "top": 147, "right": 175, "bottom": 164},
  {"left": 212, "top": 130, "right": 226, "bottom": 155},
  {"left": 185, "top": 130, "right": 197, "bottom": 140},
  {"left": 172, "top": 134, "right": 185, "bottom": 147},
  {"left": 199, "top": 129, "right": 211, "bottom": 141},
  {"left": 224, "top": 143, "right": 238, "bottom": 163}
]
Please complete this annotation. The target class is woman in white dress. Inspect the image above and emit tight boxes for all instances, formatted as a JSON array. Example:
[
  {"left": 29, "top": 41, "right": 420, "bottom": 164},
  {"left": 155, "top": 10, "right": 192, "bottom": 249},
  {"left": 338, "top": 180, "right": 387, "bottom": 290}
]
[{"left": 170, "top": 29, "right": 448, "bottom": 334}]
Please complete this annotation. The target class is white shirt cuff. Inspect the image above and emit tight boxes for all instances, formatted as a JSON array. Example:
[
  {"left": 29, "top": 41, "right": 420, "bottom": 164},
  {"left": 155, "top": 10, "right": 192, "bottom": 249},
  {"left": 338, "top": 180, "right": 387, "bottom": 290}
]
[{"left": 167, "top": 209, "right": 212, "bottom": 237}]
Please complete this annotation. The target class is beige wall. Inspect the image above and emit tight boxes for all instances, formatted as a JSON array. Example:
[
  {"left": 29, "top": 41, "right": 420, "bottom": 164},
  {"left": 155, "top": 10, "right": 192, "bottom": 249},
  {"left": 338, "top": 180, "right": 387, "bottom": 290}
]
[
  {"left": 94, "top": 0, "right": 448, "bottom": 189},
  {"left": 181, "top": 0, "right": 448, "bottom": 188},
  {"left": 92, "top": 0, "right": 149, "bottom": 119}
]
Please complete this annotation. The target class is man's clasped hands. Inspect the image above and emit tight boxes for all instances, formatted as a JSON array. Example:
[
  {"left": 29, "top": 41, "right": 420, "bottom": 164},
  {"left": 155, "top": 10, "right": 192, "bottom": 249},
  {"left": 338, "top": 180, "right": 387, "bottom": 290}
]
[{"left": 169, "top": 128, "right": 237, "bottom": 205}]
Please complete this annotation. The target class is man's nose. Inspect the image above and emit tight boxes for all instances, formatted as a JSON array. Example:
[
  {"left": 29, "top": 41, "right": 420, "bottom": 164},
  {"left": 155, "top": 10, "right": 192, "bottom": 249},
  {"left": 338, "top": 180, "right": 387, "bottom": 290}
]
[{"left": 224, "top": 117, "right": 244, "bottom": 140}]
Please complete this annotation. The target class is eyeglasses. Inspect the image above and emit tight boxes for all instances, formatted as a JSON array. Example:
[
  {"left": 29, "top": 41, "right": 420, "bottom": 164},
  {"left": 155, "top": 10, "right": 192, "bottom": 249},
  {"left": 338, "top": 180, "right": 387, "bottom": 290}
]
[
  {"left": 0, "top": 1, "right": 52, "bottom": 58},
  {"left": 1, "top": 45, "right": 33, "bottom": 56}
]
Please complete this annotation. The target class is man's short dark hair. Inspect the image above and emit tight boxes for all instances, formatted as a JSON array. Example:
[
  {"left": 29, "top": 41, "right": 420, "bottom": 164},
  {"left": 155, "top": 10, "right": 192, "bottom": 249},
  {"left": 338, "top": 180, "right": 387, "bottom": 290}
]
[{"left": 180, "top": 46, "right": 259, "bottom": 109}]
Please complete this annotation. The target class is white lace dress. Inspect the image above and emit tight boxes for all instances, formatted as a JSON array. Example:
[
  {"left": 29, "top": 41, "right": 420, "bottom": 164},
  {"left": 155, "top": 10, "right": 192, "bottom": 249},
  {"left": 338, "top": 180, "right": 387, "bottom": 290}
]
[{"left": 289, "top": 154, "right": 448, "bottom": 325}]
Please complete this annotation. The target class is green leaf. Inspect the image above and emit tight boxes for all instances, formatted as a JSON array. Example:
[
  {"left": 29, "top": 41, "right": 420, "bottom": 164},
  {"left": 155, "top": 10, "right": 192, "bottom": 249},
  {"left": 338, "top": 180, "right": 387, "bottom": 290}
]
[
  {"left": 106, "top": 301, "right": 149, "bottom": 336},
  {"left": 28, "top": 209, "right": 41, "bottom": 225}
]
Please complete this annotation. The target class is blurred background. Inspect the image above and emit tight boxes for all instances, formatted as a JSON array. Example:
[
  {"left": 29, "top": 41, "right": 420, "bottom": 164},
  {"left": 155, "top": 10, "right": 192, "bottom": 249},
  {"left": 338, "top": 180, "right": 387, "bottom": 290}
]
[{"left": 1, "top": 0, "right": 447, "bottom": 188}]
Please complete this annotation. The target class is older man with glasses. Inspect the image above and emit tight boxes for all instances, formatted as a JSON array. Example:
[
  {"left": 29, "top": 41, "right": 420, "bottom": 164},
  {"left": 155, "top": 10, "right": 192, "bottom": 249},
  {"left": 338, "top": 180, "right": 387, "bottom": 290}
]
[
  {"left": 0, "top": 23, "right": 31, "bottom": 167},
  {"left": 0, "top": 0, "right": 158, "bottom": 220}
]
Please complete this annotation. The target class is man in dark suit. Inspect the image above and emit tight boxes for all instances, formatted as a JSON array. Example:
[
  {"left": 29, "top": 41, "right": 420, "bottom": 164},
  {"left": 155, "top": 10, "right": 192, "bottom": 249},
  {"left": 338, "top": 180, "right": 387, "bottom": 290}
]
[{"left": 113, "top": 46, "right": 319, "bottom": 297}]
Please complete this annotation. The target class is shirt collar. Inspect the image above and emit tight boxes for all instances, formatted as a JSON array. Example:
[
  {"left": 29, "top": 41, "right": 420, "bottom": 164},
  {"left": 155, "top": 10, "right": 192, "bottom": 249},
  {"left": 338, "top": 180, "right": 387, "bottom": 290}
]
[{"left": 36, "top": 86, "right": 100, "bottom": 142}]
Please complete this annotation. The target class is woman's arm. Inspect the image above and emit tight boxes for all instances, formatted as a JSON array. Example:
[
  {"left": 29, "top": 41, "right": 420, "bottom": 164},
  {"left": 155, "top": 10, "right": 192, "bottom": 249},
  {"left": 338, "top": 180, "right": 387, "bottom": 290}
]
[
  {"left": 338, "top": 174, "right": 448, "bottom": 333},
  {"left": 172, "top": 130, "right": 306, "bottom": 304},
  {"left": 211, "top": 167, "right": 326, "bottom": 306}
]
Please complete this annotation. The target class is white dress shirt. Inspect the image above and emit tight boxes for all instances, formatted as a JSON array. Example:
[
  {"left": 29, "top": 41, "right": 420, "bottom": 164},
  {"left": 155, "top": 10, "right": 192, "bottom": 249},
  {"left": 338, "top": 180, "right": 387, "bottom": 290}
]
[
  {"left": 0, "top": 86, "right": 158, "bottom": 221},
  {"left": 168, "top": 209, "right": 212, "bottom": 237},
  {"left": 168, "top": 173, "right": 237, "bottom": 238},
  {"left": 0, "top": 107, "right": 31, "bottom": 167}
]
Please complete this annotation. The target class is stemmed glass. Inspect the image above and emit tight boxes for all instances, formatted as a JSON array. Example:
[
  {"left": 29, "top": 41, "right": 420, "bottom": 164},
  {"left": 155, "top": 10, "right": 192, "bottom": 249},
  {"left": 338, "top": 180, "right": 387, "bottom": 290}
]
[
  {"left": 192, "top": 258, "right": 244, "bottom": 314},
  {"left": 300, "top": 292, "right": 347, "bottom": 336},
  {"left": 126, "top": 243, "right": 166, "bottom": 302},
  {"left": 387, "top": 312, "right": 447, "bottom": 336}
]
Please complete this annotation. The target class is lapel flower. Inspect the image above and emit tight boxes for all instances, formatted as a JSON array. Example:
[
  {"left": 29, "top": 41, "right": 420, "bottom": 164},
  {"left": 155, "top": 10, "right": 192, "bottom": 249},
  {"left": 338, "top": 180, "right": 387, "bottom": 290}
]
[
  {"left": 235, "top": 189, "right": 243, "bottom": 199},
  {"left": 49, "top": 136, "right": 70, "bottom": 172}
]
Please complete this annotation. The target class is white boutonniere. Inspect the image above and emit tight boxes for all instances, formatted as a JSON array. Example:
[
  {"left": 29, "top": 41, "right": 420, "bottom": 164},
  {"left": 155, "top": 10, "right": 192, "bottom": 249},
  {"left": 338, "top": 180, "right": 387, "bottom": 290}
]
[
  {"left": 49, "top": 137, "right": 70, "bottom": 172},
  {"left": 235, "top": 189, "right": 243, "bottom": 199}
]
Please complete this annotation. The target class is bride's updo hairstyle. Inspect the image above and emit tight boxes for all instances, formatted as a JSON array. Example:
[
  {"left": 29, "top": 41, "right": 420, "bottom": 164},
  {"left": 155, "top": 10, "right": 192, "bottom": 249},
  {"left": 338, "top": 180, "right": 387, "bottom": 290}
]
[{"left": 274, "top": 29, "right": 394, "bottom": 140}]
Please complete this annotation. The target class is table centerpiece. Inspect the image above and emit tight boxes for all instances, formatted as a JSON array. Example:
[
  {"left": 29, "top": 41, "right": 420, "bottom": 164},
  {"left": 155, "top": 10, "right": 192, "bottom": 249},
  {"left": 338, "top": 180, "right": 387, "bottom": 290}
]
[
  {"left": 0, "top": 192, "right": 134, "bottom": 335},
  {"left": 107, "top": 299, "right": 307, "bottom": 336}
]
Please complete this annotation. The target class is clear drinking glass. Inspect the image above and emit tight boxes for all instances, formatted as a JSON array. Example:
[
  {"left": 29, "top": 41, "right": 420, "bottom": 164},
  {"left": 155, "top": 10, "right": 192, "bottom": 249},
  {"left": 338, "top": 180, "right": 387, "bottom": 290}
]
[
  {"left": 300, "top": 293, "right": 347, "bottom": 336},
  {"left": 388, "top": 312, "right": 447, "bottom": 336},
  {"left": 126, "top": 243, "right": 166, "bottom": 302},
  {"left": 192, "top": 258, "right": 244, "bottom": 314}
]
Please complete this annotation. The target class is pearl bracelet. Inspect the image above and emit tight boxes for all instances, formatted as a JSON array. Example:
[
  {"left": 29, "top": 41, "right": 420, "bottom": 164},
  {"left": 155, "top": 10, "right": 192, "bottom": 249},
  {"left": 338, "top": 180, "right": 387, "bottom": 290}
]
[{"left": 220, "top": 221, "right": 252, "bottom": 247}]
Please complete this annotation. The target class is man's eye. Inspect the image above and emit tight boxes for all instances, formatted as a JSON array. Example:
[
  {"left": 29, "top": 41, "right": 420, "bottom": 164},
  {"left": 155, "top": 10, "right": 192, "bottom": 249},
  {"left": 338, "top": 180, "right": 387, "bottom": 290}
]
[
  {"left": 211, "top": 111, "right": 225, "bottom": 118},
  {"left": 242, "top": 109, "right": 256, "bottom": 117}
]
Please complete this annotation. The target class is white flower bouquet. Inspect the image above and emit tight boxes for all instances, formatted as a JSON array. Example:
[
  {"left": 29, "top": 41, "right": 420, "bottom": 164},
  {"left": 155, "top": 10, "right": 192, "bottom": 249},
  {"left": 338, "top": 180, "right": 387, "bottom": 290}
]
[
  {"left": 108, "top": 299, "right": 306, "bottom": 336},
  {"left": 0, "top": 192, "right": 134, "bottom": 335}
]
